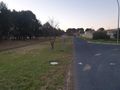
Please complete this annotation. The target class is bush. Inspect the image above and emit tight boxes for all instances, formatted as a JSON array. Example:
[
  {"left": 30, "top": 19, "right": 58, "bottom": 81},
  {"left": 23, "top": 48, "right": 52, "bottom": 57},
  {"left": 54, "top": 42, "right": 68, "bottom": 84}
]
[
  {"left": 113, "top": 30, "right": 120, "bottom": 39},
  {"left": 93, "top": 31, "right": 110, "bottom": 40}
]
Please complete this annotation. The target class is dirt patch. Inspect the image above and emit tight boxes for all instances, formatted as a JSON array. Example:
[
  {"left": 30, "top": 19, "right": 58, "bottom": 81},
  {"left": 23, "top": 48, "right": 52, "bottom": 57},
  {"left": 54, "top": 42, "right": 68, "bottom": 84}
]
[
  {"left": 3, "top": 41, "right": 49, "bottom": 55},
  {"left": 0, "top": 38, "right": 49, "bottom": 52},
  {"left": 13, "top": 44, "right": 48, "bottom": 55},
  {"left": 0, "top": 38, "right": 50, "bottom": 55}
]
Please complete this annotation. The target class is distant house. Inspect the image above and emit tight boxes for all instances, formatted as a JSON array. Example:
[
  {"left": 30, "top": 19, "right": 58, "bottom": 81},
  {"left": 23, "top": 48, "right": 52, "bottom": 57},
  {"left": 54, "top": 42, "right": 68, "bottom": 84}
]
[
  {"left": 82, "top": 29, "right": 95, "bottom": 39},
  {"left": 106, "top": 29, "right": 117, "bottom": 39}
]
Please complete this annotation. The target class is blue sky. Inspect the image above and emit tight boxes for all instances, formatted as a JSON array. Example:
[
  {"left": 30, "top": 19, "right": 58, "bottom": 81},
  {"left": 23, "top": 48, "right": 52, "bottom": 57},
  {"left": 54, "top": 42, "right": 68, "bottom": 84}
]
[{"left": 2, "top": 0, "right": 119, "bottom": 30}]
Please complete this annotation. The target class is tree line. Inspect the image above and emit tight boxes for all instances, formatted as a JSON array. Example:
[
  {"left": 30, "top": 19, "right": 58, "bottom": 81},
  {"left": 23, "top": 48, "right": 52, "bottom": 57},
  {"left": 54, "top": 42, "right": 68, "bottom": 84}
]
[
  {"left": 66, "top": 28, "right": 85, "bottom": 36},
  {"left": 66, "top": 27, "right": 112, "bottom": 40},
  {"left": 0, "top": 1, "right": 64, "bottom": 40}
]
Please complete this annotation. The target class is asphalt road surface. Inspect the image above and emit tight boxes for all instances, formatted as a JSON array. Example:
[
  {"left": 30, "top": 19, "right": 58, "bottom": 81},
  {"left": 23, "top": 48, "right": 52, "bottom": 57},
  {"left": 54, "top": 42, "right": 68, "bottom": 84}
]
[{"left": 73, "top": 37, "right": 120, "bottom": 90}]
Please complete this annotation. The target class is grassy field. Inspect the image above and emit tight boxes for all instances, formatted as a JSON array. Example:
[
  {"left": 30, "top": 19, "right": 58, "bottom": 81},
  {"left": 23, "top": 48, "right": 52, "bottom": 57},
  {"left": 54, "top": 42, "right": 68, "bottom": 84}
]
[{"left": 0, "top": 38, "right": 72, "bottom": 90}]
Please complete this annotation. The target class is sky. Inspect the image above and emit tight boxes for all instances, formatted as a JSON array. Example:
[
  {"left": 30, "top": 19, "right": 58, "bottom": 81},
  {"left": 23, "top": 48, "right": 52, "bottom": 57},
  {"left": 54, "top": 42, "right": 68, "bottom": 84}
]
[{"left": 2, "top": 0, "right": 119, "bottom": 30}]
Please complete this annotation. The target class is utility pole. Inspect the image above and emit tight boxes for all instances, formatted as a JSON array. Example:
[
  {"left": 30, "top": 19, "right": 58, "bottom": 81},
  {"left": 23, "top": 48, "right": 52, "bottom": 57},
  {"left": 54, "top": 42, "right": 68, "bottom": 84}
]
[{"left": 117, "top": 0, "right": 120, "bottom": 44}]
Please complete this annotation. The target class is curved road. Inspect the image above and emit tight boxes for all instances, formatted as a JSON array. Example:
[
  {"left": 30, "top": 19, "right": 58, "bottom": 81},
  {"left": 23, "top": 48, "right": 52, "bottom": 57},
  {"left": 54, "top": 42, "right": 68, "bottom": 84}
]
[{"left": 73, "top": 37, "right": 120, "bottom": 90}]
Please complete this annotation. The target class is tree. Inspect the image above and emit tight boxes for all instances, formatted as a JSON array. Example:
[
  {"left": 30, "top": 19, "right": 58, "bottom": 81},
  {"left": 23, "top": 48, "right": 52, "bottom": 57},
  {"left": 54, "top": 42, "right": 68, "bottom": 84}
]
[
  {"left": 43, "top": 21, "right": 56, "bottom": 49},
  {"left": 97, "top": 28, "right": 105, "bottom": 32},
  {"left": 0, "top": 1, "right": 63, "bottom": 41},
  {"left": 0, "top": 1, "right": 7, "bottom": 10},
  {"left": 33, "top": 20, "right": 42, "bottom": 38},
  {"left": 77, "top": 28, "right": 84, "bottom": 34},
  {"left": 113, "top": 29, "right": 120, "bottom": 39},
  {"left": 66, "top": 28, "right": 76, "bottom": 36},
  {"left": 93, "top": 31, "right": 110, "bottom": 40},
  {"left": 85, "top": 28, "right": 94, "bottom": 32},
  {"left": 93, "top": 28, "right": 110, "bottom": 39},
  {"left": 48, "top": 18, "right": 60, "bottom": 50},
  {"left": 0, "top": 1, "right": 11, "bottom": 40},
  {"left": 10, "top": 10, "right": 42, "bottom": 40}
]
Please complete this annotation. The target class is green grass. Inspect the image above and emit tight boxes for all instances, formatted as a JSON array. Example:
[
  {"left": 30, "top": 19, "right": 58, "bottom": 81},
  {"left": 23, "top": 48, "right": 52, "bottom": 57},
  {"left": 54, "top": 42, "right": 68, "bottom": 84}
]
[
  {"left": 89, "top": 39, "right": 119, "bottom": 44},
  {"left": 0, "top": 38, "right": 72, "bottom": 90},
  {"left": 80, "top": 36, "right": 120, "bottom": 44}
]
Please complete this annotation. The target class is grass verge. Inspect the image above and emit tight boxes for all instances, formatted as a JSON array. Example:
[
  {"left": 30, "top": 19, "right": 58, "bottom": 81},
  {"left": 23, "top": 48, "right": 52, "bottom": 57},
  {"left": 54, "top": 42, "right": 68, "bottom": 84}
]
[
  {"left": 80, "top": 36, "right": 120, "bottom": 45},
  {"left": 0, "top": 38, "right": 72, "bottom": 90}
]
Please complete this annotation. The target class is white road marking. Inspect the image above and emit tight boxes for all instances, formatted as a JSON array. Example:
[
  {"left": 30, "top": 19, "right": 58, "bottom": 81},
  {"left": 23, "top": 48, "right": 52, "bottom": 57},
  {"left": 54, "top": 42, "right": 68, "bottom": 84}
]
[
  {"left": 83, "top": 64, "right": 92, "bottom": 71},
  {"left": 95, "top": 53, "right": 102, "bottom": 56},
  {"left": 78, "top": 62, "right": 83, "bottom": 65},
  {"left": 109, "top": 62, "right": 116, "bottom": 66}
]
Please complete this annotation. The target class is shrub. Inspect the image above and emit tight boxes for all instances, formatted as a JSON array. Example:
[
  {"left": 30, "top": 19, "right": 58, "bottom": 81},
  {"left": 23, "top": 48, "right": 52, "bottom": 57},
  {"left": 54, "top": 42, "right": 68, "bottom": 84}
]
[{"left": 93, "top": 31, "right": 110, "bottom": 40}]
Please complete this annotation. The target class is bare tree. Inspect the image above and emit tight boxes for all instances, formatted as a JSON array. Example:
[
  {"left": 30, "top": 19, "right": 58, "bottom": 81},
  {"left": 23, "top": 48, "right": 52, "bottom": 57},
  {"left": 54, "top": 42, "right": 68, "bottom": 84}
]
[
  {"left": 48, "top": 17, "right": 59, "bottom": 50},
  {"left": 48, "top": 17, "right": 59, "bottom": 29}
]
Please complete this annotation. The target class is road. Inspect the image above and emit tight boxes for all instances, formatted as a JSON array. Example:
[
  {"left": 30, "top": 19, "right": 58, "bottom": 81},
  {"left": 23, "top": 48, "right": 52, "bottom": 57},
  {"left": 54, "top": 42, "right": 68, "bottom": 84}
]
[{"left": 73, "top": 38, "right": 120, "bottom": 90}]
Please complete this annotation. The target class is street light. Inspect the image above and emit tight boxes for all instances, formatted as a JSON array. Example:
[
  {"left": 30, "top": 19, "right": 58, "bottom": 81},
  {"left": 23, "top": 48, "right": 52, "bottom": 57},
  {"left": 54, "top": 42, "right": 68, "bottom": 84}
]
[{"left": 117, "top": 0, "right": 120, "bottom": 44}]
